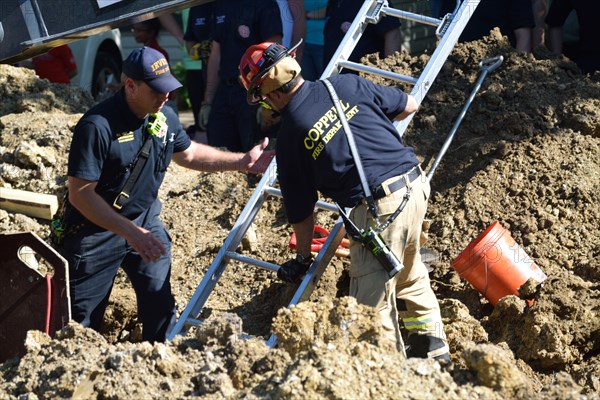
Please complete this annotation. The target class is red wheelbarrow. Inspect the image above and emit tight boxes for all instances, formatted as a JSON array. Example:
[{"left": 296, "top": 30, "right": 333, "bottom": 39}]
[{"left": 0, "top": 232, "right": 70, "bottom": 362}]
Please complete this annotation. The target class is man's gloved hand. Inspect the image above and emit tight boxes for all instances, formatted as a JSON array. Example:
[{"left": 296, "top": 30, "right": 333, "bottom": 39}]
[
  {"left": 189, "top": 41, "right": 212, "bottom": 62},
  {"left": 277, "top": 254, "right": 313, "bottom": 284},
  {"left": 198, "top": 40, "right": 212, "bottom": 62},
  {"left": 189, "top": 43, "right": 201, "bottom": 60},
  {"left": 198, "top": 103, "right": 211, "bottom": 131}
]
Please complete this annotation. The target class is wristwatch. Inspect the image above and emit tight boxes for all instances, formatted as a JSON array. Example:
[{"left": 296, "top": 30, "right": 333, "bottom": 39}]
[{"left": 295, "top": 253, "right": 313, "bottom": 266}]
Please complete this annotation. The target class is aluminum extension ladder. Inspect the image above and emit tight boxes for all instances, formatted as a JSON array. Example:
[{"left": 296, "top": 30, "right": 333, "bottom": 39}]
[{"left": 166, "top": 0, "right": 480, "bottom": 344}]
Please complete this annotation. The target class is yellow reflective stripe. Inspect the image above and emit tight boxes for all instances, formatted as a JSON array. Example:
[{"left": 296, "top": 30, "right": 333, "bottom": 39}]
[{"left": 403, "top": 315, "right": 435, "bottom": 330}]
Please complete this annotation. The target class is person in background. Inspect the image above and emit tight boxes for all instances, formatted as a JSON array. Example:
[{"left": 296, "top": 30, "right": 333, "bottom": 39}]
[
  {"left": 132, "top": 18, "right": 170, "bottom": 61},
  {"left": 323, "top": 0, "right": 401, "bottom": 72},
  {"left": 55, "top": 46, "right": 274, "bottom": 343},
  {"left": 531, "top": 0, "right": 548, "bottom": 48},
  {"left": 546, "top": 0, "right": 599, "bottom": 74},
  {"left": 239, "top": 41, "right": 450, "bottom": 360},
  {"left": 458, "top": 0, "right": 535, "bottom": 52},
  {"left": 277, "top": 0, "right": 306, "bottom": 62},
  {"left": 184, "top": 3, "right": 214, "bottom": 142},
  {"left": 427, "top": 0, "right": 444, "bottom": 18},
  {"left": 132, "top": 18, "right": 179, "bottom": 114},
  {"left": 430, "top": 0, "right": 536, "bottom": 53},
  {"left": 158, "top": 13, "right": 184, "bottom": 47},
  {"left": 200, "top": 0, "right": 282, "bottom": 152},
  {"left": 301, "top": 0, "right": 327, "bottom": 80},
  {"left": 32, "top": 44, "right": 78, "bottom": 84}
]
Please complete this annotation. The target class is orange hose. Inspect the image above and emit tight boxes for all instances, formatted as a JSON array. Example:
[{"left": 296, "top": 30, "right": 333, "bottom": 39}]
[{"left": 289, "top": 225, "right": 350, "bottom": 257}]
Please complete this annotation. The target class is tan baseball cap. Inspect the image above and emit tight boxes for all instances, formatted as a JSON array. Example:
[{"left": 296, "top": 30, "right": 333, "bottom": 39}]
[{"left": 259, "top": 56, "right": 301, "bottom": 96}]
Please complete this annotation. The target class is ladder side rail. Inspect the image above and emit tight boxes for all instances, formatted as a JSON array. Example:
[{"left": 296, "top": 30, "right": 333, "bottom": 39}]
[
  {"left": 167, "top": 257, "right": 226, "bottom": 339},
  {"left": 206, "top": 160, "right": 278, "bottom": 261},
  {"left": 291, "top": 220, "right": 346, "bottom": 305},
  {"left": 321, "top": 0, "right": 381, "bottom": 78},
  {"left": 266, "top": 219, "right": 347, "bottom": 347},
  {"left": 394, "top": 0, "right": 481, "bottom": 138},
  {"left": 167, "top": 160, "right": 279, "bottom": 340}
]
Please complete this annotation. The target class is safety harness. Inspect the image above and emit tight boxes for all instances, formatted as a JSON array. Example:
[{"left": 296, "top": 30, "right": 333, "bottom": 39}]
[
  {"left": 50, "top": 112, "right": 167, "bottom": 246},
  {"left": 113, "top": 111, "right": 166, "bottom": 210},
  {"left": 322, "top": 78, "right": 410, "bottom": 278}
]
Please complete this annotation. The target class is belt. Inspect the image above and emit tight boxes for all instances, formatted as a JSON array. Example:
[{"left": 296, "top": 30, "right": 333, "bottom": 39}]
[
  {"left": 221, "top": 78, "right": 239, "bottom": 86},
  {"left": 372, "top": 167, "right": 421, "bottom": 200}
]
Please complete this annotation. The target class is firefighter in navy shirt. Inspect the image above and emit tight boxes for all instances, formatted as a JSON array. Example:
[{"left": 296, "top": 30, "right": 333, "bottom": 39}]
[
  {"left": 57, "top": 47, "right": 274, "bottom": 342},
  {"left": 199, "top": 0, "right": 282, "bottom": 152},
  {"left": 239, "top": 41, "right": 450, "bottom": 360},
  {"left": 323, "top": 0, "right": 401, "bottom": 71}
]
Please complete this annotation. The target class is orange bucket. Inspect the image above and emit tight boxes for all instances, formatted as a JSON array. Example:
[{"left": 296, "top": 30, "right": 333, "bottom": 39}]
[{"left": 451, "top": 221, "right": 547, "bottom": 306}]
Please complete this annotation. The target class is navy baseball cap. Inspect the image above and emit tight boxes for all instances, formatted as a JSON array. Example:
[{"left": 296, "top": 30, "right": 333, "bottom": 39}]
[{"left": 122, "top": 46, "right": 182, "bottom": 93}]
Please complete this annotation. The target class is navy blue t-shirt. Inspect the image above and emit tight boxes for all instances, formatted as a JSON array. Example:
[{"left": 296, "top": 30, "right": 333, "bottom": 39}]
[
  {"left": 323, "top": 0, "right": 401, "bottom": 69},
  {"left": 277, "top": 74, "right": 418, "bottom": 224},
  {"left": 212, "top": 0, "right": 283, "bottom": 80},
  {"left": 184, "top": 3, "right": 214, "bottom": 43},
  {"left": 460, "top": 0, "right": 534, "bottom": 47},
  {"left": 67, "top": 91, "right": 191, "bottom": 225},
  {"left": 546, "top": 0, "right": 599, "bottom": 61}
]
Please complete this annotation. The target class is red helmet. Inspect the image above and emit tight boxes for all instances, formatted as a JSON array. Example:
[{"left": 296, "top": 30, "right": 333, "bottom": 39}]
[{"left": 239, "top": 39, "right": 302, "bottom": 105}]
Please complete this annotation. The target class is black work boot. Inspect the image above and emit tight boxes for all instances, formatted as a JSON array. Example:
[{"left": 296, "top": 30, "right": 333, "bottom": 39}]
[
  {"left": 277, "top": 256, "right": 311, "bottom": 284},
  {"left": 406, "top": 334, "right": 450, "bottom": 361}
]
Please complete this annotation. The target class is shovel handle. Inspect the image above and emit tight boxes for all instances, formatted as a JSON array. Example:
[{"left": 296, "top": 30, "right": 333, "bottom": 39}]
[
  {"left": 479, "top": 56, "right": 504, "bottom": 73},
  {"left": 426, "top": 55, "right": 504, "bottom": 181}
]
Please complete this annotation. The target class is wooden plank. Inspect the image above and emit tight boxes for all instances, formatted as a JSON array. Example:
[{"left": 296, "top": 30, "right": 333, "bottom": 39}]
[{"left": 0, "top": 187, "right": 58, "bottom": 220}]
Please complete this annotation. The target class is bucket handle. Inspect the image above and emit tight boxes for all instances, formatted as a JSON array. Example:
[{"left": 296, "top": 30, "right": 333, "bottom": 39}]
[{"left": 483, "top": 252, "right": 489, "bottom": 299}]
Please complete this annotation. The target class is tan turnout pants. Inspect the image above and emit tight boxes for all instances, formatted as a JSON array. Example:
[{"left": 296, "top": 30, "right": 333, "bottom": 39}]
[{"left": 348, "top": 168, "right": 448, "bottom": 357}]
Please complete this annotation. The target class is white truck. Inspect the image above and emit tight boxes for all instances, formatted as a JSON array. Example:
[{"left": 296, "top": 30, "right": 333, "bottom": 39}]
[
  {"left": 68, "top": 29, "right": 123, "bottom": 99},
  {"left": 0, "top": 1, "right": 209, "bottom": 71},
  {"left": 0, "top": 0, "right": 214, "bottom": 98}
]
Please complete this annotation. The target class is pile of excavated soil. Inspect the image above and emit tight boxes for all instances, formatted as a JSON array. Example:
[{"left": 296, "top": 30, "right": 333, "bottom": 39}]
[{"left": 1, "top": 30, "right": 598, "bottom": 399}]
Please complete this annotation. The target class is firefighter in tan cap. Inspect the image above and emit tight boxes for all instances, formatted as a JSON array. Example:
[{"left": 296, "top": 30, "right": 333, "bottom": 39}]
[{"left": 239, "top": 41, "right": 450, "bottom": 361}]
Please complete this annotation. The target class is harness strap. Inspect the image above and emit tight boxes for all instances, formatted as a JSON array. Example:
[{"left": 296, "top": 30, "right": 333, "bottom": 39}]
[
  {"left": 322, "top": 78, "right": 379, "bottom": 219},
  {"left": 113, "top": 134, "right": 153, "bottom": 210}
]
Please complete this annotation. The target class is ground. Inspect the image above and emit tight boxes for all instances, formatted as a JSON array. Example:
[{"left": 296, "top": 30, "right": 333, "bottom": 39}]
[{"left": 0, "top": 30, "right": 598, "bottom": 399}]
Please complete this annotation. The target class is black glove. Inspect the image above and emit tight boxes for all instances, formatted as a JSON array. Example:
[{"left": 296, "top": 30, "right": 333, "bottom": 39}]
[{"left": 277, "top": 254, "right": 313, "bottom": 284}]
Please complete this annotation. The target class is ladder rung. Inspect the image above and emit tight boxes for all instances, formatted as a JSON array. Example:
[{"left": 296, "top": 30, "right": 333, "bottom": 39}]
[
  {"left": 382, "top": 7, "right": 442, "bottom": 27},
  {"left": 263, "top": 186, "right": 281, "bottom": 198},
  {"left": 263, "top": 187, "right": 340, "bottom": 213},
  {"left": 337, "top": 61, "right": 418, "bottom": 85},
  {"left": 182, "top": 318, "right": 254, "bottom": 341},
  {"left": 185, "top": 317, "right": 202, "bottom": 327},
  {"left": 225, "top": 251, "right": 280, "bottom": 272}
]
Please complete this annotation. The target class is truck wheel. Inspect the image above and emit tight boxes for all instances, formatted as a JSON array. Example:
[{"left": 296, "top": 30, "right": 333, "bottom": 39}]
[{"left": 92, "top": 50, "right": 121, "bottom": 100}]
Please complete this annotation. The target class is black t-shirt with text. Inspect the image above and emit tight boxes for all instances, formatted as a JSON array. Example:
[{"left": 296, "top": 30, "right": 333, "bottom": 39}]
[
  {"left": 67, "top": 90, "right": 191, "bottom": 226},
  {"left": 212, "top": 0, "right": 283, "bottom": 80},
  {"left": 323, "top": 0, "right": 401, "bottom": 69},
  {"left": 276, "top": 74, "right": 418, "bottom": 224}
]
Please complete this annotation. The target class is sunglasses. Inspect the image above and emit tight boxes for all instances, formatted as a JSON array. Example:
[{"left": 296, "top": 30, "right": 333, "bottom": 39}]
[{"left": 247, "top": 84, "right": 273, "bottom": 110}]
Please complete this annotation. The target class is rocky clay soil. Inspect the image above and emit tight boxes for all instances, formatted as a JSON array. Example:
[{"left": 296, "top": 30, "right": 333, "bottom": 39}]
[{"left": 0, "top": 30, "right": 598, "bottom": 399}]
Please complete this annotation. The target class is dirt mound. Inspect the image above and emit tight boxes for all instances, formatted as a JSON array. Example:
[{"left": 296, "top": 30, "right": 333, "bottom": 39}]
[{"left": 1, "top": 31, "right": 599, "bottom": 399}]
